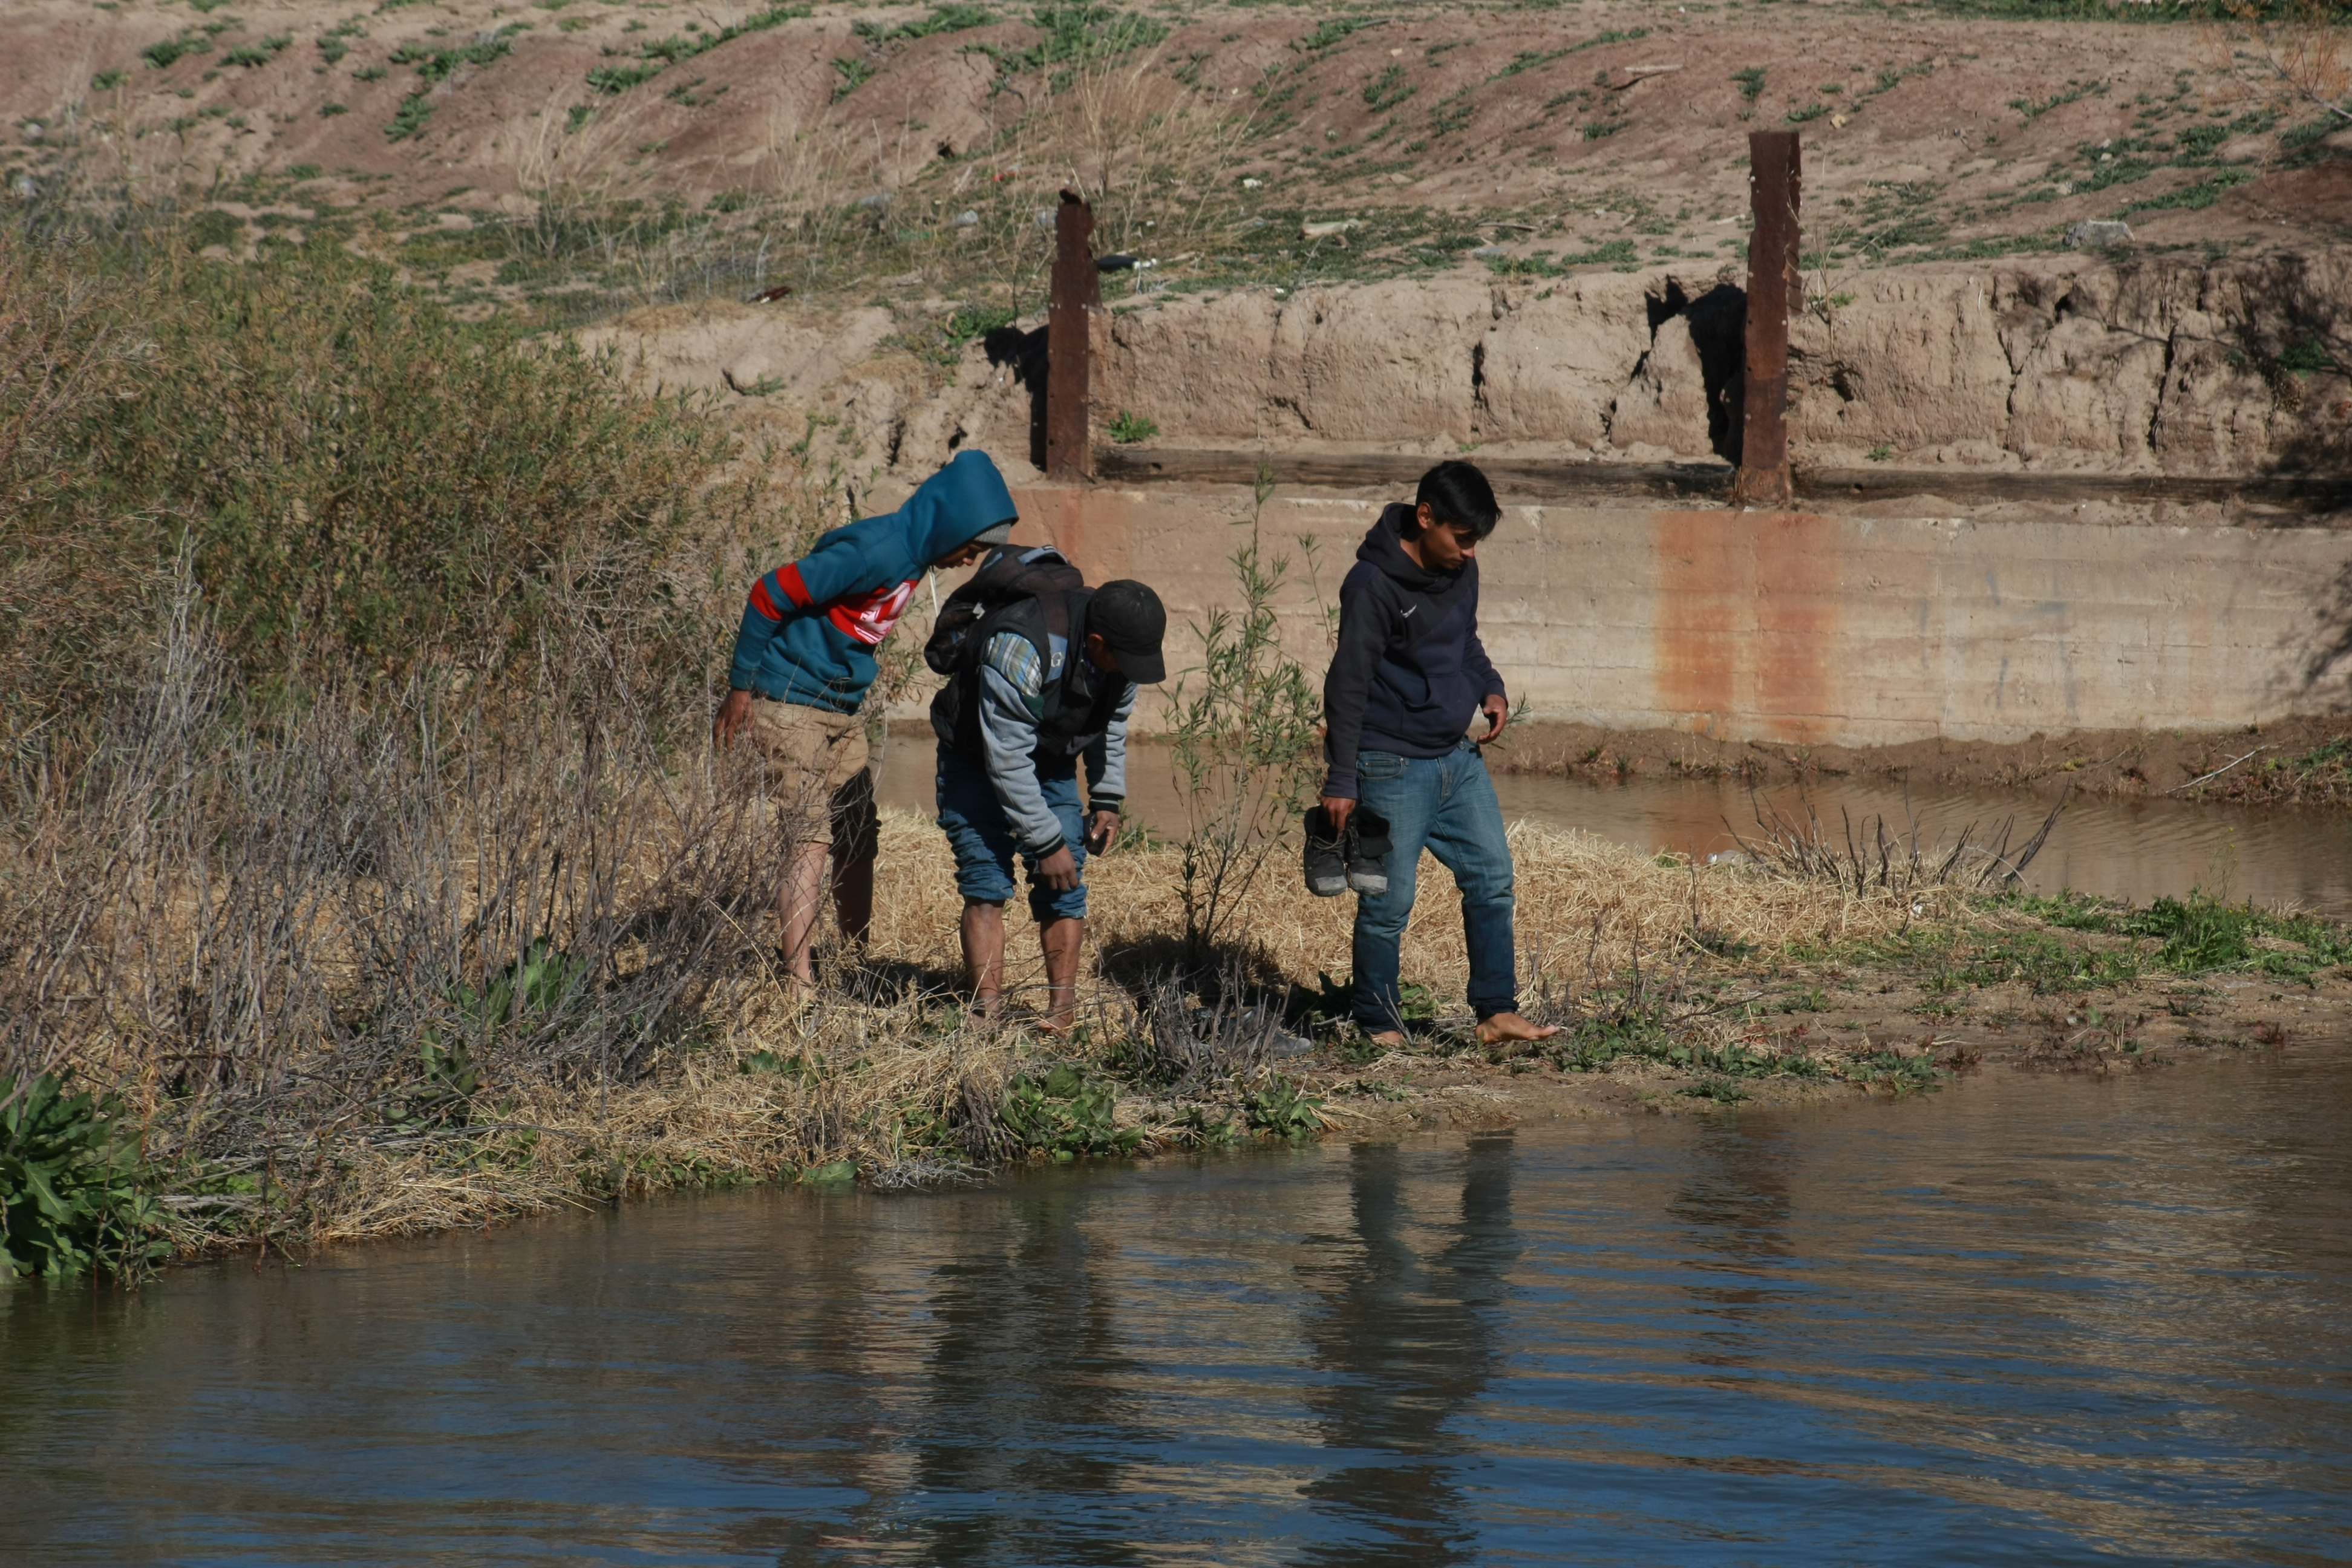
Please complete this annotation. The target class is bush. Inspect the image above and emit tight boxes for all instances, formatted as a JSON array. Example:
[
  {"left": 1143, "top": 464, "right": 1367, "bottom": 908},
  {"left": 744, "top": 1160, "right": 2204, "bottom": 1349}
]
[
  {"left": 1, "top": 1074, "right": 169, "bottom": 1279},
  {"left": 1, "top": 230, "right": 735, "bottom": 734},
  {"left": 1107, "top": 407, "right": 1158, "bottom": 443}
]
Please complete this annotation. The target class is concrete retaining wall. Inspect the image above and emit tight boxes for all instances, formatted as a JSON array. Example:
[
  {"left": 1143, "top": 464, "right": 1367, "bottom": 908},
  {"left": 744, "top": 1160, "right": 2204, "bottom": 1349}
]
[{"left": 961, "top": 483, "right": 2352, "bottom": 745}]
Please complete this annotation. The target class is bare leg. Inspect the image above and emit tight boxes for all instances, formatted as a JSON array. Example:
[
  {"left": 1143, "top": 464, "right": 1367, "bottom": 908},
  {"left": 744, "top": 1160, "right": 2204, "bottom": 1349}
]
[
  {"left": 777, "top": 840, "right": 831, "bottom": 991},
  {"left": 961, "top": 899, "right": 1006, "bottom": 1017},
  {"left": 1038, "top": 915, "right": 1085, "bottom": 1034},
  {"left": 832, "top": 853, "right": 874, "bottom": 952}
]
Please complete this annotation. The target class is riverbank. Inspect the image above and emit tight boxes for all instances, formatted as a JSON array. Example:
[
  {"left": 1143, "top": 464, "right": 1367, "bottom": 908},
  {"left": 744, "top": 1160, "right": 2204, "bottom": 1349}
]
[
  {"left": 1492, "top": 717, "right": 2352, "bottom": 809},
  {"left": 33, "top": 806, "right": 2334, "bottom": 1275}
]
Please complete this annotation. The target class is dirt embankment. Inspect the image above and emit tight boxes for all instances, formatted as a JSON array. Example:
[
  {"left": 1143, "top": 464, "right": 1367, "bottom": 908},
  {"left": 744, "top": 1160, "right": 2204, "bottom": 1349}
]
[
  {"left": 1095, "top": 250, "right": 2352, "bottom": 477},
  {"left": 1496, "top": 714, "right": 2352, "bottom": 808},
  {"left": 10, "top": 0, "right": 2350, "bottom": 253}
]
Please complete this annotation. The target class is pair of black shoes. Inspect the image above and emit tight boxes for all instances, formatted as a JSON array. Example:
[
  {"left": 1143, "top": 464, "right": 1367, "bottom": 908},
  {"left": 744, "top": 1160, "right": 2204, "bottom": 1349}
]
[{"left": 1304, "top": 805, "right": 1392, "bottom": 898}]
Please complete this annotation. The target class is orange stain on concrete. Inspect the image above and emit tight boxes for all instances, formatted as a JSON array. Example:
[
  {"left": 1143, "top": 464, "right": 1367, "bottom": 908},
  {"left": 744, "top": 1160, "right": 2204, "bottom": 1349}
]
[
  {"left": 1653, "top": 511, "right": 1838, "bottom": 743},
  {"left": 1008, "top": 485, "right": 1135, "bottom": 581}
]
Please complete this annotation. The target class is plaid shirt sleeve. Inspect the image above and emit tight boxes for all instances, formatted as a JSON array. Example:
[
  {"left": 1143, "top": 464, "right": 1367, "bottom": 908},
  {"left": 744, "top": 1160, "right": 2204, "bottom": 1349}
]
[{"left": 981, "top": 632, "right": 1047, "bottom": 716}]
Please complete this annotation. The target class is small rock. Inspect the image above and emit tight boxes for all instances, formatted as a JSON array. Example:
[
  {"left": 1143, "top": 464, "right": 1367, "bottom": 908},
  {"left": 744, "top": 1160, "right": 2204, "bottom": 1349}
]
[
  {"left": 951, "top": 208, "right": 978, "bottom": 227},
  {"left": 1241, "top": 176, "right": 1263, "bottom": 189},
  {"left": 1034, "top": 206, "right": 1057, "bottom": 228},
  {"left": 1301, "top": 218, "right": 1359, "bottom": 238},
  {"left": 1472, "top": 244, "right": 1509, "bottom": 258},
  {"left": 2064, "top": 219, "right": 2132, "bottom": 249},
  {"left": 23, "top": 123, "right": 42, "bottom": 141},
  {"left": 1830, "top": 113, "right": 1848, "bottom": 129},
  {"left": 856, "top": 190, "right": 892, "bottom": 209},
  {"left": 10, "top": 175, "right": 36, "bottom": 200}
]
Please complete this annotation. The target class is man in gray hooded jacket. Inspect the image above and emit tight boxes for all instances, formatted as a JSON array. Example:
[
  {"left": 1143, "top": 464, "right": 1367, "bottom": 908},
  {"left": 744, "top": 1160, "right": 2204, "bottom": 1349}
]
[{"left": 930, "top": 553, "right": 1168, "bottom": 1031}]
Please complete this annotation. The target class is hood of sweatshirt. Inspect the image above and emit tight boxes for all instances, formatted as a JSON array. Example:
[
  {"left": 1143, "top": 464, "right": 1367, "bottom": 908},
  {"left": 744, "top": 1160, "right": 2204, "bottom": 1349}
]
[
  {"left": 1357, "top": 501, "right": 1474, "bottom": 595},
  {"left": 811, "top": 448, "right": 1019, "bottom": 581}
]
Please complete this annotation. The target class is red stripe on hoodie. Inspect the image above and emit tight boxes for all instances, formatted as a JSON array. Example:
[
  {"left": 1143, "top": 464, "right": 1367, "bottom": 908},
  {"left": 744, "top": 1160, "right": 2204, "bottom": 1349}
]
[
  {"left": 748, "top": 578, "right": 784, "bottom": 621},
  {"left": 775, "top": 564, "right": 815, "bottom": 609}
]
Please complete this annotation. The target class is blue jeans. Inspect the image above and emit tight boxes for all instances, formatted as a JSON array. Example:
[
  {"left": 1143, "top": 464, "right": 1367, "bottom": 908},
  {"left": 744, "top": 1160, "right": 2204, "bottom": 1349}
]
[
  {"left": 935, "top": 748, "right": 1089, "bottom": 923},
  {"left": 1352, "top": 740, "right": 1519, "bottom": 1030}
]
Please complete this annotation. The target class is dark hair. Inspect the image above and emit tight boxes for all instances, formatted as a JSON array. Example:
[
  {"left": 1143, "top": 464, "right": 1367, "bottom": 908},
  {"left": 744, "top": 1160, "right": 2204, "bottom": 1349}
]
[{"left": 1414, "top": 460, "right": 1501, "bottom": 540}]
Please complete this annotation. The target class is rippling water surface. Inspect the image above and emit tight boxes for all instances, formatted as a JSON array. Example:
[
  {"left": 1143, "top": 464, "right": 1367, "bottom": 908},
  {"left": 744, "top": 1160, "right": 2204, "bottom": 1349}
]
[{"left": 6, "top": 1060, "right": 2349, "bottom": 1565}]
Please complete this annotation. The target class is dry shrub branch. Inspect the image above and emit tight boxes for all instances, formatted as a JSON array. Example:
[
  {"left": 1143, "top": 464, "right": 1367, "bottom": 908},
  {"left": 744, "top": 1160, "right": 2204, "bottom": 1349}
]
[{"left": 2, "top": 549, "right": 1962, "bottom": 1266}]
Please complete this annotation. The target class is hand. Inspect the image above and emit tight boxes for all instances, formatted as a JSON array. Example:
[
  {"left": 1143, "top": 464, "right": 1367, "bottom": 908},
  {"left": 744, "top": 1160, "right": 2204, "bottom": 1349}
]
[
  {"left": 1037, "top": 844, "right": 1080, "bottom": 892},
  {"left": 713, "top": 688, "right": 753, "bottom": 748},
  {"left": 1085, "top": 809, "right": 1120, "bottom": 855},
  {"left": 1319, "top": 794, "right": 1355, "bottom": 833},
  {"left": 1480, "top": 693, "right": 1511, "bottom": 744}
]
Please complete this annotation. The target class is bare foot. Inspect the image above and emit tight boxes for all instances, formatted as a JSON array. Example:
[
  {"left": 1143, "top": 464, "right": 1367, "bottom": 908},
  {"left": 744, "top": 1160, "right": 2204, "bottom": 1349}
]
[
  {"left": 1476, "top": 1011, "right": 1561, "bottom": 1048},
  {"left": 1364, "top": 1029, "right": 1409, "bottom": 1048}
]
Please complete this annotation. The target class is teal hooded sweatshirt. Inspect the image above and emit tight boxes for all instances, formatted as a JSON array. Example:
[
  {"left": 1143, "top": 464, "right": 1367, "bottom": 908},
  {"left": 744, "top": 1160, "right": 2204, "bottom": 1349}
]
[{"left": 727, "top": 450, "right": 1019, "bottom": 712}]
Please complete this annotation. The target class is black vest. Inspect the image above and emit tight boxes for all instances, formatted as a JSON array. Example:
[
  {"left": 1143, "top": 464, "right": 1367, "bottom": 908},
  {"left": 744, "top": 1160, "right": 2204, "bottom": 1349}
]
[{"left": 926, "top": 548, "right": 1128, "bottom": 762}]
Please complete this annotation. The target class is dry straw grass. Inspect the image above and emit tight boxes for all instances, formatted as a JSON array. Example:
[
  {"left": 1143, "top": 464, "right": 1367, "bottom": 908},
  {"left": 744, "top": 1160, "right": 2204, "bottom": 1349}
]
[{"left": 279, "top": 805, "right": 1958, "bottom": 1249}]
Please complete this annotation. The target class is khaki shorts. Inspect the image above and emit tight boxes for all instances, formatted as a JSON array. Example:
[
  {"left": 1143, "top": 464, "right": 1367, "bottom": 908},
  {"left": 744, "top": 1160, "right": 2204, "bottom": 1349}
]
[{"left": 744, "top": 697, "right": 880, "bottom": 861}]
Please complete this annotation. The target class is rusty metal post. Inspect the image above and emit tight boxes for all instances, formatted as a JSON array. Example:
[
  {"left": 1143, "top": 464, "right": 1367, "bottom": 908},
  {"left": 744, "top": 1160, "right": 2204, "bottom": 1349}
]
[
  {"left": 1731, "top": 130, "right": 1801, "bottom": 508},
  {"left": 1047, "top": 189, "right": 1099, "bottom": 481}
]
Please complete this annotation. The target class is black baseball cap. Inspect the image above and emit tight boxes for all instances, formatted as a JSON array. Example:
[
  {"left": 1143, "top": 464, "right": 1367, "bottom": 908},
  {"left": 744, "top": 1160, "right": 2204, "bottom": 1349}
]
[{"left": 1089, "top": 580, "right": 1167, "bottom": 684}]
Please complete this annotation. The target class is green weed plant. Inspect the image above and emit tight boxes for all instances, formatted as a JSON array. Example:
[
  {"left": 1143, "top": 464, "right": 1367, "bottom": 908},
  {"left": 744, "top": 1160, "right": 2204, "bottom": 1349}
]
[{"left": 1, "top": 1074, "right": 171, "bottom": 1279}]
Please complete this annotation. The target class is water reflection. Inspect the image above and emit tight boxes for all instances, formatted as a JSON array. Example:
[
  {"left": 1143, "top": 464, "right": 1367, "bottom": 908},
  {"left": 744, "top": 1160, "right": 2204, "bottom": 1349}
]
[
  {"left": 1295, "top": 1136, "right": 1517, "bottom": 1565},
  {"left": 4, "top": 1062, "right": 2350, "bottom": 1564}
]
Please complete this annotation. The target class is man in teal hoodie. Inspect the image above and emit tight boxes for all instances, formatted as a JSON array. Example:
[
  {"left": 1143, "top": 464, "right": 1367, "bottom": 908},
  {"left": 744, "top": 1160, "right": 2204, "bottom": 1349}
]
[{"left": 714, "top": 450, "right": 1020, "bottom": 993}]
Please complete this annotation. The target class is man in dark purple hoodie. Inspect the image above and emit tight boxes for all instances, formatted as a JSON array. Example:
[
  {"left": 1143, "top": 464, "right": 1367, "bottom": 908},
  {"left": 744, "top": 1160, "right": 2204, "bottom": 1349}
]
[{"left": 1318, "top": 460, "right": 1560, "bottom": 1048}]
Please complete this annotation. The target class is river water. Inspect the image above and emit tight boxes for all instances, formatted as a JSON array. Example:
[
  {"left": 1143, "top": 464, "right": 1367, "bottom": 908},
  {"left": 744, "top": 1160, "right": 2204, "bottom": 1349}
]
[
  {"left": 874, "top": 736, "right": 2352, "bottom": 918},
  {"left": 6, "top": 1058, "right": 2348, "bottom": 1564}
]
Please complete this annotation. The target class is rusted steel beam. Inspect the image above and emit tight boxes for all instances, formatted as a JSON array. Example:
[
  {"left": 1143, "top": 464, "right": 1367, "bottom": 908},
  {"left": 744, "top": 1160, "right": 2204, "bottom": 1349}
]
[
  {"left": 1047, "top": 189, "right": 1099, "bottom": 481},
  {"left": 1731, "top": 130, "right": 1802, "bottom": 509}
]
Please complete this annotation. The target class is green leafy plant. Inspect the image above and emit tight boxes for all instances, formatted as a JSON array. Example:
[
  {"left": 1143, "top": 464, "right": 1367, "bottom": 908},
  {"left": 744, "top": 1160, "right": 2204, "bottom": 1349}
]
[
  {"left": 1296, "top": 16, "right": 1365, "bottom": 52},
  {"left": 585, "top": 2, "right": 810, "bottom": 93},
  {"left": 945, "top": 302, "right": 1016, "bottom": 348},
  {"left": 1167, "top": 465, "right": 1328, "bottom": 964},
  {"left": 1108, "top": 408, "right": 1158, "bottom": 443},
  {"left": 1178, "top": 1104, "right": 1241, "bottom": 1146},
  {"left": 391, "top": 27, "right": 514, "bottom": 81},
  {"left": 385, "top": 91, "right": 434, "bottom": 141},
  {"left": 93, "top": 68, "right": 128, "bottom": 90},
  {"left": 1243, "top": 1074, "right": 1324, "bottom": 1138},
  {"left": 1733, "top": 65, "right": 1766, "bottom": 114},
  {"left": 1362, "top": 63, "right": 1414, "bottom": 111},
  {"left": 223, "top": 33, "right": 292, "bottom": 67},
  {"left": 832, "top": 55, "right": 877, "bottom": 99},
  {"left": 1, "top": 1074, "right": 170, "bottom": 1279},
  {"left": 143, "top": 34, "right": 211, "bottom": 68},
  {"left": 996, "top": 1064, "right": 1142, "bottom": 1158}
]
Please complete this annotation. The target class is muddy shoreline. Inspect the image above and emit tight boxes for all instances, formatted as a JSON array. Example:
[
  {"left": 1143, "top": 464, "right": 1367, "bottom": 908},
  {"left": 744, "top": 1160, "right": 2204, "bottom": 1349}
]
[
  {"left": 1290, "top": 950, "right": 2351, "bottom": 1135},
  {"left": 1491, "top": 717, "right": 2352, "bottom": 809}
]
